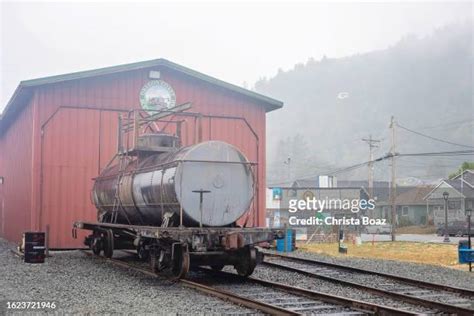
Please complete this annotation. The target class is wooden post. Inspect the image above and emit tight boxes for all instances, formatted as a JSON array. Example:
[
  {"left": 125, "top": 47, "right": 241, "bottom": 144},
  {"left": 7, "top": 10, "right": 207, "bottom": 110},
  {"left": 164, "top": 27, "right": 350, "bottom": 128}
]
[{"left": 45, "top": 224, "right": 50, "bottom": 257}]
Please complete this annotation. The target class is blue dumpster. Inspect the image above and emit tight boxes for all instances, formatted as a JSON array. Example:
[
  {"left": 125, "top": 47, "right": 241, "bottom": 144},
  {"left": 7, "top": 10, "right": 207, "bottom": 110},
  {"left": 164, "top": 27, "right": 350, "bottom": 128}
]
[{"left": 277, "top": 229, "right": 294, "bottom": 252}]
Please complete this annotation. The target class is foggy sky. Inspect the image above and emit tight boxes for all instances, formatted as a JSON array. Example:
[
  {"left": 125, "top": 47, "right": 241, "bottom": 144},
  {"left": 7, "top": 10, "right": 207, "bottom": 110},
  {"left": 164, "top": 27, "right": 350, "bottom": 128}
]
[{"left": 1, "top": 1, "right": 472, "bottom": 110}]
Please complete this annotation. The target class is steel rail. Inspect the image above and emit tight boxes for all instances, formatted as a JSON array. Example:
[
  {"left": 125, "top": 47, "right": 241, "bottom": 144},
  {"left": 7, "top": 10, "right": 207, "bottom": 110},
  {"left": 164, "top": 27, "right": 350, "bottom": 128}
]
[
  {"left": 79, "top": 250, "right": 298, "bottom": 315},
  {"left": 80, "top": 250, "right": 413, "bottom": 315},
  {"left": 264, "top": 252, "right": 474, "bottom": 296},
  {"left": 201, "top": 268, "right": 416, "bottom": 316},
  {"left": 180, "top": 280, "right": 300, "bottom": 316},
  {"left": 263, "top": 253, "right": 474, "bottom": 315}
]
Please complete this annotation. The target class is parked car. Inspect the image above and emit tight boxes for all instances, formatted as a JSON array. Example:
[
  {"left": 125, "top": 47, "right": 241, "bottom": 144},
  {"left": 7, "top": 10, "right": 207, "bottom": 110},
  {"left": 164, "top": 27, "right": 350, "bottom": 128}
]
[
  {"left": 436, "top": 221, "right": 473, "bottom": 237},
  {"left": 364, "top": 224, "right": 392, "bottom": 234}
]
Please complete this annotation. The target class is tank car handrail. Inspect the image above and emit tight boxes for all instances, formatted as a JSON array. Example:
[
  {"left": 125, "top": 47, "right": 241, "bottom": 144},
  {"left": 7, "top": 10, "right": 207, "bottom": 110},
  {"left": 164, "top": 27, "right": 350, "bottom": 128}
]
[
  {"left": 179, "top": 159, "right": 257, "bottom": 164},
  {"left": 132, "top": 159, "right": 257, "bottom": 175},
  {"left": 121, "top": 108, "right": 259, "bottom": 148},
  {"left": 95, "top": 202, "right": 181, "bottom": 207},
  {"left": 121, "top": 103, "right": 192, "bottom": 127}
]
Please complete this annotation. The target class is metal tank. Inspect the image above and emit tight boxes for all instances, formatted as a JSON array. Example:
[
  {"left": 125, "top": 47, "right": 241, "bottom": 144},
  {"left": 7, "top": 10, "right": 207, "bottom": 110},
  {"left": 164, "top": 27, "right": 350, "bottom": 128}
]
[{"left": 92, "top": 137, "right": 254, "bottom": 227}]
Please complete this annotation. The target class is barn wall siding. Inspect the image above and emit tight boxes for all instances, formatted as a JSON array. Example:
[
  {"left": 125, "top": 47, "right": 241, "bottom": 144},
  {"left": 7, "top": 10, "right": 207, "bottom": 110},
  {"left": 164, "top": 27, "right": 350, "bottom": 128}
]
[{"left": 0, "top": 97, "right": 34, "bottom": 242}]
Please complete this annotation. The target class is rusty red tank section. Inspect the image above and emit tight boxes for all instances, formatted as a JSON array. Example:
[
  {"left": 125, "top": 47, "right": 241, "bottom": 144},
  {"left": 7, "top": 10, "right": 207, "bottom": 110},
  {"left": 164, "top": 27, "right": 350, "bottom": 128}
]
[{"left": 0, "top": 62, "right": 281, "bottom": 248}]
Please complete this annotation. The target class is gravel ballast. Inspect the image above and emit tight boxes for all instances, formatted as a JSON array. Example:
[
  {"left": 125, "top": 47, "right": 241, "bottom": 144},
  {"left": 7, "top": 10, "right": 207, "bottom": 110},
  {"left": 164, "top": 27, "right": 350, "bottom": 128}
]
[
  {"left": 2, "top": 235, "right": 473, "bottom": 315},
  {"left": 0, "top": 238, "right": 255, "bottom": 315}
]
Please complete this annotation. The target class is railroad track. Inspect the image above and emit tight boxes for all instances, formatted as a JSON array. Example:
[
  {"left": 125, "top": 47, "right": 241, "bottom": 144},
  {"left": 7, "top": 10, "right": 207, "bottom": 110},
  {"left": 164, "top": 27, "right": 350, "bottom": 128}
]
[
  {"left": 263, "top": 252, "right": 474, "bottom": 316},
  {"left": 80, "top": 250, "right": 415, "bottom": 315}
]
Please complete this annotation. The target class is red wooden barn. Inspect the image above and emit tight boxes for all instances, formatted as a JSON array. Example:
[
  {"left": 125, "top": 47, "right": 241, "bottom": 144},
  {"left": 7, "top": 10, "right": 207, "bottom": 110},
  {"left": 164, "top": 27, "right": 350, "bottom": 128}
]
[{"left": 0, "top": 59, "right": 283, "bottom": 248}]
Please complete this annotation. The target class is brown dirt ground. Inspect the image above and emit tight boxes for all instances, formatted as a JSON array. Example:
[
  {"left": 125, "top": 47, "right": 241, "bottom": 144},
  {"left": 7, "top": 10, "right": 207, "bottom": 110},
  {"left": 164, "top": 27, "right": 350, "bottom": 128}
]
[
  {"left": 298, "top": 241, "right": 470, "bottom": 271},
  {"left": 395, "top": 225, "right": 437, "bottom": 234}
]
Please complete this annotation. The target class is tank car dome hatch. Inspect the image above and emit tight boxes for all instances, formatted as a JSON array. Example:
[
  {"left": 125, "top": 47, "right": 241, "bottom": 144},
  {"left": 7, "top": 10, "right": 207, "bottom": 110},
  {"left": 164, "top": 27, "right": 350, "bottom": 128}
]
[
  {"left": 174, "top": 141, "right": 254, "bottom": 226},
  {"left": 135, "top": 133, "right": 179, "bottom": 152}
]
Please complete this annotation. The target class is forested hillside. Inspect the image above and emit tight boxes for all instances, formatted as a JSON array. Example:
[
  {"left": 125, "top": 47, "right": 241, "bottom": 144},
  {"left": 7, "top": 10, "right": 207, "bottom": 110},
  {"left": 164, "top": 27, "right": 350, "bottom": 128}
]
[{"left": 256, "top": 22, "right": 473, "bottom": 184}]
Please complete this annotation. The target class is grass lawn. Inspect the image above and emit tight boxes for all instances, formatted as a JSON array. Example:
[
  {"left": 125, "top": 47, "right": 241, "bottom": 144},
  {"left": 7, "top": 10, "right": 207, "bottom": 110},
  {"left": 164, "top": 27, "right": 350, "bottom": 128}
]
[{"left": 298, "top": 241, "right": 470, "bottom": 270}]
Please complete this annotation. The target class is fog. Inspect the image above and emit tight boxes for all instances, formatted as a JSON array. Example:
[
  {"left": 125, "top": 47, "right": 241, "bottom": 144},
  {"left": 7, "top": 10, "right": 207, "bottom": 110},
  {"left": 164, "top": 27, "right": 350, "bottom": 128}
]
[
  {"left": 1, "top": 1, "right": 471, "bottom": 108},
  {"left": 1, "top": 1, "right": 472, "bottom": 183}
]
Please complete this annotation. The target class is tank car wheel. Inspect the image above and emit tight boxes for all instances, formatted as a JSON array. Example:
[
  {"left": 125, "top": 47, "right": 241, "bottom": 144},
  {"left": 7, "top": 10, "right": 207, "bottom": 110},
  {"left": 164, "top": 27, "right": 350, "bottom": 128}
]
[
  {"left": 137, "top": 246, "right": 149, "bottom": 261},
  {"left": 235, "top": 246, "right": 257, "bottom": 277},
  {"left": 210, "top": 264, "right": 225, "bottom": 271},
  {"left": 150, "top": 248, "right": 166, "bottom": 274},
  {"left": 91, "top": 237, "right": 102, "bottom": 255},
  {"left": 103, "top": 229, "right": 114, "bottom": 258},
  {"left": 171, "top": 244, "right": 190, "bottom": 279}
]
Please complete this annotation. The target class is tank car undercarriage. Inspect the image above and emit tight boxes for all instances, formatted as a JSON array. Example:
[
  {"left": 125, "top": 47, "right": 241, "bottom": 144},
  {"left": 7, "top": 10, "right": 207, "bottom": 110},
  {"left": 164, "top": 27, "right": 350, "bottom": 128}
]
[{"left": 73, "top": 221, "right": 284, "bottom": 279}]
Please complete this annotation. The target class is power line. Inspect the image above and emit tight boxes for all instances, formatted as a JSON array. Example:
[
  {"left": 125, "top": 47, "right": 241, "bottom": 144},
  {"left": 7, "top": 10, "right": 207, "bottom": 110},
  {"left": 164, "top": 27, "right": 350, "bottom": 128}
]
[
  {"left": 396, "top": 162, "right": 455, "bottom": 168},
  {"left": 397, "top": 150, "right": 474, "bottom": 157},
  {"left": 267, "top": 149, "right": 474, "bottom": 186},
  {"left": 396, "top": 122, "right": 474, "bottom": 148},
  {"left": 267, "top": 162, "right": 368, "bottom": 186},
  {"left": 418, "top": 119, "right": 474, "bottom": 131}
]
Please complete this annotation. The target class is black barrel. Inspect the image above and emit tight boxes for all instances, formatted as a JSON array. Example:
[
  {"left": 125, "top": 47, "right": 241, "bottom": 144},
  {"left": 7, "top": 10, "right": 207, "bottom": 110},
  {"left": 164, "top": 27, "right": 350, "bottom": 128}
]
[{"left": 23, "top": 232, "right": 46, "bottom": 263}]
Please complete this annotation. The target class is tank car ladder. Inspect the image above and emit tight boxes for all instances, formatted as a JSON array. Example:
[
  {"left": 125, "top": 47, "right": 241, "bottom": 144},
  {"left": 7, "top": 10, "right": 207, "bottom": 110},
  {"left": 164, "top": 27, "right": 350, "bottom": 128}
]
[
  {"left": 109, "top": 114, "right": 134, "bottom": 225},
  {"left": 109, "top": 157, "right": 127, "bottom": 224}
]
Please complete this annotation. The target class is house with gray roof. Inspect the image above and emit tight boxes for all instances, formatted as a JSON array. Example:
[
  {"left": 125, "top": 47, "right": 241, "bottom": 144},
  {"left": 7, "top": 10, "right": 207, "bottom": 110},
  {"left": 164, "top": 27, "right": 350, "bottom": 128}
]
[{"left": 425, "top": 170, "right": 474, "bottom": 226}]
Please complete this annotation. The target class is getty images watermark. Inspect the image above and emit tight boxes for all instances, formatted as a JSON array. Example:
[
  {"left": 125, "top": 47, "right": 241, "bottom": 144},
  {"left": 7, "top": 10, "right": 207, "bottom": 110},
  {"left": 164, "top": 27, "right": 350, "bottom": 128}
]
[{"left": 287, "top": 197, "right": 387, "bottom": 226}]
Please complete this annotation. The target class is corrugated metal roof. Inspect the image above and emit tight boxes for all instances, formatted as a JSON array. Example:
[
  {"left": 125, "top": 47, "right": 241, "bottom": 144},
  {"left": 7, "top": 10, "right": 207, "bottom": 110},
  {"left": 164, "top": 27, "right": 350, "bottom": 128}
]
[{"left": 0, "top": 58, "right": 283, "bottom": 134}]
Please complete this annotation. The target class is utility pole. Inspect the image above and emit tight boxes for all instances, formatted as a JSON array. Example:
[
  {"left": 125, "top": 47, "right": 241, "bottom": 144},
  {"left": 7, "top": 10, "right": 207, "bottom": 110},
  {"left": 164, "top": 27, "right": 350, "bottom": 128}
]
[
  {"left": 389, "top": 116, "right": 397, "bottom": 242},
  {"left": 283, "top": 157, "right": 292, "bottom": 183},
  {"left": 362, "top": 135, "right": 381, "bottom": 200}
]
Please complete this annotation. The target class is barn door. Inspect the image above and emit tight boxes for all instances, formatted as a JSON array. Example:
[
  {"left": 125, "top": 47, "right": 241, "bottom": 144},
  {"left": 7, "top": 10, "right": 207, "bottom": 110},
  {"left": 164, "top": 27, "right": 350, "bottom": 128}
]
[{"left": 40, "top": 108, "right": 122, "bottom": 248}]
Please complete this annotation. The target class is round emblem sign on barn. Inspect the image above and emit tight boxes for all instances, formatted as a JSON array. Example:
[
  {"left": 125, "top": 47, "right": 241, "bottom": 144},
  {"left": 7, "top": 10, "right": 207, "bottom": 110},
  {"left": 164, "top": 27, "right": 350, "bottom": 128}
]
[{"left": 139, "top": 80, "right": 176, "bottom": 113}]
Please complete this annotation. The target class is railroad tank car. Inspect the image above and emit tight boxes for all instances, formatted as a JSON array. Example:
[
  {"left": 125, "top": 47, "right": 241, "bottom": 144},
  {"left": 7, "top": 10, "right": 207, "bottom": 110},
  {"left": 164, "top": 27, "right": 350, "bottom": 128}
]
[
  {"left": 73, "top": 115, "right": 283, "bottom": 279},
  {"left": 92, "top": 136, "right": 254, "bottom": 228}
]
